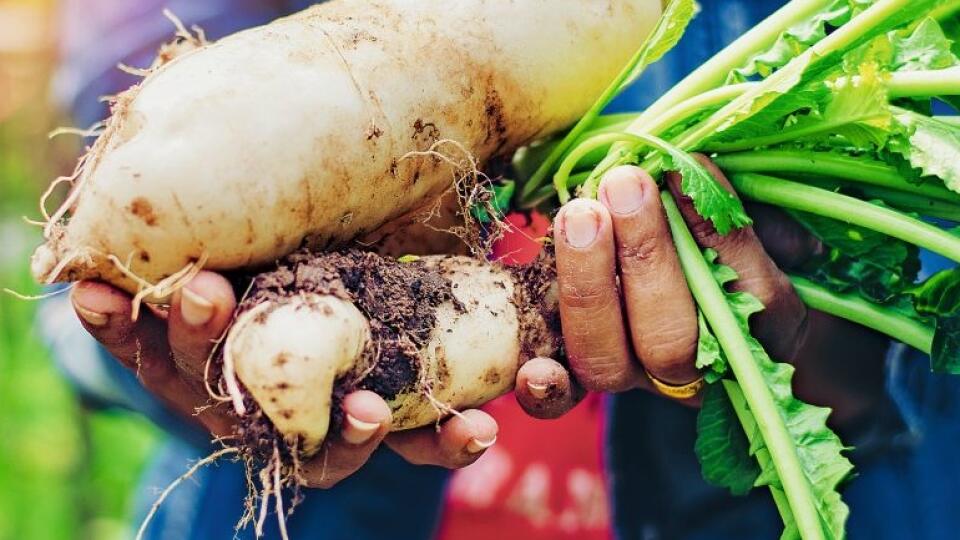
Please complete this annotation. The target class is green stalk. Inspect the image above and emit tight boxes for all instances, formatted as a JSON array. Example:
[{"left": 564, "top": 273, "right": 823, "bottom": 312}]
[
  {"left": 663, "top": 192, "right": 825, "bottom": 540},
  {"left": 637, "top": 83, "right": 754, "bottom": 139},
  {"left": 520, "top": 0, "right": 697, "bottom": 203},
  {"left": 723, "top": 381, "right": 797, "bottom": 532},
  {"left": 555, "top": 132, "right": 686, "bottom": 202},
  {"left": 888, "top": 67, "right": 960, "bottom": 98},
  {"left": 712, "top": 150, "right": 960, "bottom": 203},
  {"left": 730, "top": 172, "right": 960, "bottom": 263},
  {"left": 553, "top": 133, "right": 642, "bottom": 202},
  {"left": 931, "top": 0, "right": 960, "bottom": 22},
  {"left": 588, "top": 0, "right": 837, "bottom": 188},
  {"left": 790, "top": 276, "right": 934, "bottom": 354},
  {"left": 629, "top": 0, "right": 836, "bottom": 130},
  {"left": 802, "top": 177, "right": 960, "bottom": 222},
  {"left": 519, "top": 66, "right": 953, "bottom": 207}
]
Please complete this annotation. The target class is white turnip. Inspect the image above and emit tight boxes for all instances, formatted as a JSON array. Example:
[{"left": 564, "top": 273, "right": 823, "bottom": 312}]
[{"left": 33, "top": 0, "right": 662, "bottom": 301}]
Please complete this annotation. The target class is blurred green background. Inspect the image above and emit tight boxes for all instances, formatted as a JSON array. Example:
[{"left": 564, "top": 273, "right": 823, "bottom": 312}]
[{"left": 0, "top": 2, "right": 162, "bottom": 538}]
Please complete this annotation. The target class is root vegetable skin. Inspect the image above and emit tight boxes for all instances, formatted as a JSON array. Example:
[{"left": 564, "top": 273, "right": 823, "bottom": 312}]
[
  {"left": 226, "top": 254, "right": 558, "bottom": 455},
  {"left": 33, "top": 0, "right": 662, "bottom": 298}
]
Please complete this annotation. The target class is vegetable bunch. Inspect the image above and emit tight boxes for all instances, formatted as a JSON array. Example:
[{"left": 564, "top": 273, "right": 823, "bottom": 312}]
[{"left": 514, "top": 1, "right": 960, "bottom": 538}]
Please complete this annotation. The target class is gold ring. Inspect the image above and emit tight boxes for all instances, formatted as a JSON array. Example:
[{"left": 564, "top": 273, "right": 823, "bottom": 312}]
[{"left": 645, "top": 371, "right": 705, "bottom": 399}]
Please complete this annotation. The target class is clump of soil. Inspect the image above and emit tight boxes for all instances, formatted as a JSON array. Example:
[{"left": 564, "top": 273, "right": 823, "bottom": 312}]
[
  {"left": 232, "top": 249, "right": 461, "bottom": 435},
  {"left": 508, "top": 247, "right": 562, "bottom": 362}
]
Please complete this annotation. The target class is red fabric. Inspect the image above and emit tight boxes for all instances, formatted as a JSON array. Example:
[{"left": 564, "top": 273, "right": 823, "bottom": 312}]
[{"left": 435, "top": 213, "right": 612, "bottom": 540}]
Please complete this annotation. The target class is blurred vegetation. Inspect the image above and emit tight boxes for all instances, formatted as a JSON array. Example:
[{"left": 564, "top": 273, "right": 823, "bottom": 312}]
[{"left": 0, "top": 2, "right": 162, "bottom": 539}]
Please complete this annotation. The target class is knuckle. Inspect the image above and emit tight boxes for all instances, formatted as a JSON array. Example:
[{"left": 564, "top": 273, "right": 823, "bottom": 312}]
[
  {"left": 569, "top": 356, "right": 636, "bottom": 393},
  {"left": 743, "top": 273, "right": 790, "bottom": 309},
  {"left": 617, "top": 236, "right": 659, "bottom": 274},
  {"left": 689, "top": 219, "right": 723, "bottom": 247},
  {"left": 559, "top": 280, "right": 617, "bottom": 311},
  {"left": 639, "top": 328, "right": 697, "bottom": 370}
]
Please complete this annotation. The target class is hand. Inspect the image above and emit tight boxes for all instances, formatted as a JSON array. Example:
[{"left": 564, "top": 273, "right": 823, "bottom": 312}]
[
  {"left": 516, "top": 156, "right": 888, "bottom": 427},
  {"left": 71, "top": 274, "right": 498, "bottom": 488}
]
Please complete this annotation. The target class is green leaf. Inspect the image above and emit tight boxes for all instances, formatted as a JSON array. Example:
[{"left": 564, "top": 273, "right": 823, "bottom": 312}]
[
  {"left": 890, "top": 110, "right": 960, "bottom": 194},
  {"left": 695, "top": 310, "right": 727, "bottom": 383},
  {"left": 937, "top": 6, "right": 960, "bottom": 57},
  {"left": 695, "top": 383, "right": 760, "bottom": 496},
  {"left": 891, "top": 17, "right": 960, "bottom": 71},
  {"left": 909, "top": 268, "right": 960, "bottom": 316},
  {"left": 932, "top": 315, "right": 960, "bottom": 374},
  {"left": 674, "top": 0, "right": 946, "bottom": 159},
  {"left": 701, "top": 250, "right": 854, "bottom": 538},
  {"left": 703, "top": 78, "right": 831, "bottom": 149},
  {"left": 619, "top": 0, "right": 699, "bottom": 90},
  {"left": 664, "top": 148, "right": 753, "bottom": 235},
  {"left": 844, "top": 16, "right": 960, "bottom": 72},
  {"left": 728, "top": 0, "right": 867, "bottom": 82},
  {"left": 706, "top": 63, "right": 894, "bottom": 152},
  {"left": 907, "top": 269, "right": 960, "bottom": 373},
  {"left": 790, "top": 210, "right": 920, "bottom": 303}
]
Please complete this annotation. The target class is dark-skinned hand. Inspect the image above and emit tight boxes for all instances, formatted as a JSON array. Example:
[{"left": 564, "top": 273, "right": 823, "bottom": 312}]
[{"left": 513, "top": 155, "right": 889, "bottom": 429}]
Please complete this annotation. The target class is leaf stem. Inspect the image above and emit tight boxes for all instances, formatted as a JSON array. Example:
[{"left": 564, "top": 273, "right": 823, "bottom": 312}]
[
  {"left": 888, "top": 67, "right": 960, "bottom": 98},
  {"left": 730, "top": 172, "right": 960, "bottom": 263},
  {"left": 713, "top": 150, "right": 959, "bottom": 203},
  {"left": 663, "top": 192, "right": 825, "bottom": 540},
  {"left": 802, "top": 178, "right": 960, "bottom": 222},
  {"left": 722, "top": 381, "right": 797, "bottom": 534},
  {"left": 790, "top": 276, "right": 934, "bottom": 354}
]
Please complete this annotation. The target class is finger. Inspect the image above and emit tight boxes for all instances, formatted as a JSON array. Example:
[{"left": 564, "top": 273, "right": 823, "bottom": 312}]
[
  {"left": 599, "top": 166, "right": 700, "bottom": 385},
  {"left": 554, "top": 199, "right": 644, "bottom": 392},
  {"left": 71, "top": 281, "right": 169, "bottom": 371},
  {"left": 72, "top": 282, "right": 233, "bottom": 435},
  {"left": 666, "top": 155, "right": 807, "bottom": 361},
  {"left": 747, "top": 203, "right": 823, "bottom": 270},
  {"left": 301, "top": 391, "right": 392, "bottom": 489},
  {"left": 168, "top": 271, "right": 237, "bottom": 382},
  {"left": 515, "top": 357, "right": 584, "bottom": 419},
  {"left": 385, "top": 409, "right": 498, "bottom": 470}
]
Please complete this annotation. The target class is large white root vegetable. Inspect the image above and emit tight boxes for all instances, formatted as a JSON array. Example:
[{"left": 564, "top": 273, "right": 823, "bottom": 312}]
[
  {"left": 223, "top": 250, "right": 559, "bottom": 456},
  {"left": 33, "top": 0, "right": 662, "bottom": 298}
]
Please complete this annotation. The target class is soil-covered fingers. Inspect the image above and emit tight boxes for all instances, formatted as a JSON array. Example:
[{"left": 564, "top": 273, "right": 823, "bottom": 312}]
[
  {"left": 598, "top": 166, "right": 700, "bottom": 386},
  {"left": 666, "top": 155, "right": 808, "bottom": 362},
  {"left": 300, "top": 391, "right": 392, "bottom": 488},
  {"left": 384, "top": 409, "right": 498, "bottom": 470},
  {"left": 70, "top": 281, "right": 233, "bottom": 436},
  {"left": 168, "top": 271, "right": 238, "bottom": 382},
  {"left": 554, "top": 199, "right": 644, "bottom": 392},
  {"left": 515, "top": 357, "right": 584, "bottom": 419}
]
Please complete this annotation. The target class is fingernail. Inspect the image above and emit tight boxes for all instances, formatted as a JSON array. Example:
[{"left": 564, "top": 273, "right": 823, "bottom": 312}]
[
  {"left": 343, "top": 414, "right": 381, "bottom": 445},
  {"left": 526, "top": 381, "right": 550, "bottom": 399},
  {"left": 466, "top": 435, "right": 497, "bottom": 454},
  {"left": 601, "top": 171, "right": 645, "bottom": 215},
  {"left": 180, "top": 288, "right": 214, "bottom": 327},
  {"left": 75, "top": 304, "right": 108, "bottom": 327},
  {"left": 561, "top": 203, "right": 599, "bottom": 248}
]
